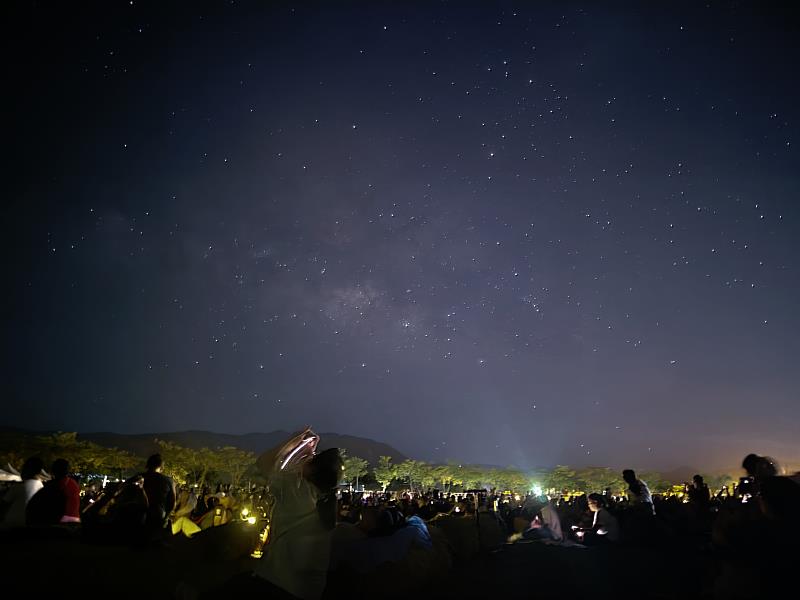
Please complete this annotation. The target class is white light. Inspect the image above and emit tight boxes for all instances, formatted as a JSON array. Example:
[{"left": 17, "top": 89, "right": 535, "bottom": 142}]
[{"left": 280, "top": 437, "right": 314, "bottom": 470}]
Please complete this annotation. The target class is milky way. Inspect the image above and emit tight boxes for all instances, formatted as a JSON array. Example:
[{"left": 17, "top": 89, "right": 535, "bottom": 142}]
[{"left": 7, "top": 2, "right": 800, "bottom": 471}]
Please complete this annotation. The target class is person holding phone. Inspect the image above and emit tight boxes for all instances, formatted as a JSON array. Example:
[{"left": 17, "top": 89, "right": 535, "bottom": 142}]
[{"left": 572, "top": 493, "right": 619, "bottom": 545}]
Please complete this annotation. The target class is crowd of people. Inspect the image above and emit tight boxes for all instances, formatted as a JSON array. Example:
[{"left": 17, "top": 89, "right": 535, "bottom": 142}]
[{"left": 1, "top": 434, "right": 798, "bottom": 599}]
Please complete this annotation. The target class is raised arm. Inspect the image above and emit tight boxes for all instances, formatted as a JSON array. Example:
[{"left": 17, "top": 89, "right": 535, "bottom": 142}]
[{"left": 256, "top": 427, "right": 319, "bottom": 477}]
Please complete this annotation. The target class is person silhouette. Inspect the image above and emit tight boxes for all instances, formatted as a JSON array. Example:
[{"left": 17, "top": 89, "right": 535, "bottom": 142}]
[
  {"left": 0, "top": 456, "right": 47, "bottom": 529},
  {"left": 622, "top": 469, "right": 655, "bottom": 516},
  {"left": 141, "top": 453, "right": 176, "bottom": 541},
  {"left": 688, "top": 474, "right": 710, "bottom": 508},
  {"left": 739, "top": 454, "right": 780, "bottom": 500},
  {"left": 26, "top": 458, "right": 80, "bottom": 525},
  {"left": 253, "top": 429, "right": 343, "bottom": 600}
]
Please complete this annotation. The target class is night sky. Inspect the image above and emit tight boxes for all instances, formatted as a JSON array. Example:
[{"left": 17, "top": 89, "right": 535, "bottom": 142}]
[{"left": 7, "top": 1, "right": 800, "bottom": 472}]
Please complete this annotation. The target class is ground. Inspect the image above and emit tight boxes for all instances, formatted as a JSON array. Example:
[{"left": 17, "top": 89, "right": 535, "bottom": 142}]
[{"left": 1, "top": 528, "right": 714, "bottom": 599}]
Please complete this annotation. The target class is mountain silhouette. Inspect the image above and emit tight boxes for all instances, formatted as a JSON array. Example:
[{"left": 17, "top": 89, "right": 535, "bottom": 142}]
[{"left": 79, "top": 429, "right": 408, "bottom": 466}]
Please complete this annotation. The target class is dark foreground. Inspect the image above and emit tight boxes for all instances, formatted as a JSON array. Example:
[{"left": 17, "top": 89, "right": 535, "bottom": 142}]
[{"left": 0, "top": 526, "right": 723, "bottom": 600}]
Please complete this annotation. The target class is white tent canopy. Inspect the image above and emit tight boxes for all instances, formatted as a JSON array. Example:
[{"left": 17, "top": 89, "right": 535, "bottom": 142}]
[{"left": 0, "top": 469, "right": 21, "bottom": 482}]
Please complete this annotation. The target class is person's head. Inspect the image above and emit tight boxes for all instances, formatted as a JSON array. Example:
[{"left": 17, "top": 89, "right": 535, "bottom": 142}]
[
  {"left": 527, "top": 499, "right": 545, "bottom": 516},
  {"left": 375, "top": 506, "right": 405, "bottom": 536},
  {"left": 20, "top": 456, "right": 45, "bottom": 480},
  {"left": 358, "top": 506, "right": 380, "bottom": 533},
  {"left": 51, "top": 458, "right": 70, "bottom": 479},
  {"left": 693, "top": 474, "right": 705, "bottom": 487},
  {"left": 742, "top": 453, "right": 779, "bottom": 479},
  {"left": 622, "top": 469, "right": 636, "bottom": 484},
  {"left": 587, "top": 493, "right": 604, "bottom": 512},
  {"left": 742, "top": 453, "right": 760, "bottom": 475},
  {"left": 146, "top": 453, "right": 163, "bottom": 472},
  {"left": 303, "top": 448, "right": 342, "bottom": 492}
]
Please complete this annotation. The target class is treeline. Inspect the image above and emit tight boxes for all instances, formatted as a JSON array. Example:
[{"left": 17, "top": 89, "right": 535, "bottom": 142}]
[
  {"left": 0, "top": 432, "right": 734, "bottom": 495},
  {"left": 0, "top": 432, "right": 141, "bottom": 479},
  {"left": 375, "top": 457, "right": 670, "bottom": 496},
  {"left": 369, "top": 458, "right": 735, "bottom": 496},
  {"left": 0, "top": 431, "right": 256, "bottom": 488}
]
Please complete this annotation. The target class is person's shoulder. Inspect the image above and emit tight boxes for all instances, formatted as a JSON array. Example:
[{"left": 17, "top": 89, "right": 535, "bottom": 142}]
[{"left": 146, "top": 471, "right": 172, "bottom": 483}]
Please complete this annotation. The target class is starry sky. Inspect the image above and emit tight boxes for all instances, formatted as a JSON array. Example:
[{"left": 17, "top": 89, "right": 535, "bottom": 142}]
[{"left": 6, "top": 1, "right": 800, "bottom": 472}]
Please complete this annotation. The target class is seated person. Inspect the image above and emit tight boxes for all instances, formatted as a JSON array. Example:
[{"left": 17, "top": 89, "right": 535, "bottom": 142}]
[
  {"left": 520, "top": 497, "right": 563, "bottom": 542},
  {"left": 571, "top": 493, "right": 619, "bottom": 544},
  {"left": 0, "top": 456, "right": 47, "bottom": 530},
  {"left": 81, "top": 474, "right": 149, "bottom": 544},
  {"left": 26, "top": 458, "right": 80, "bottom": 526},
  {"left": 191, "top": 487, "right": 209, "bottom": 520},
  {"left": 197, "top": 495, "right": 232, "bottom": 529},
  {"left": 428, "top": 505, "right": 479, "bottom": 561},
  {"left": 331, "top": 505, "right": 432, "bottom": 572},
  {"left": 171, "top": 487, "right": 201, "bottom": 538}
]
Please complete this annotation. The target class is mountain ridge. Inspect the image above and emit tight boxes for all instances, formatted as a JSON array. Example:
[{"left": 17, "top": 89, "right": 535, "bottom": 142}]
[{"left": 80, "top": 429, "right": 408, "bottom": 467}]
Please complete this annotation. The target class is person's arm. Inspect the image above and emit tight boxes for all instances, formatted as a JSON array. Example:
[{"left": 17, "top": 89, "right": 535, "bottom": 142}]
[
  {"left": 165, "top": 479, "right": 177, "bottom": 514},
  {"left": 593, "top": 510, "right": 607, "bottom": 534},
  {"left": 256, "top": 427, "right": 319, "bottom": 476}
]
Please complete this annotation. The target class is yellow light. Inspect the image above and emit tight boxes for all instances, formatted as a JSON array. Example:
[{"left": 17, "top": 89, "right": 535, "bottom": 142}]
[
  {"left": 247, "top": 516, "right": 257, "bottom": 525},
  {"left": 241, "top": 507, "right": 249, "bottom": 516}
]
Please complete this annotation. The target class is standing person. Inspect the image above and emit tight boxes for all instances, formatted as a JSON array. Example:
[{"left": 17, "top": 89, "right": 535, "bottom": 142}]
[
  {"left": 739, "top": 453, "right": 780, "bottom": 499},
  {"left": 622, "top": 469, "right": 655, "bottom": 516},
  {"left": 26, "top": 458, "right": 81, "bottom": 525},
  {"left": 0, "top": 456, "right": 47, "bottom": 529},
  {"left": 688, "top": 474, "right": 710, "bottom": 508},
  {"left": 253, "top": 428, "right": 343, "bottom": 600},
  {"left": 142, "top": 453, "right": 176, "bottom": 540}
]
